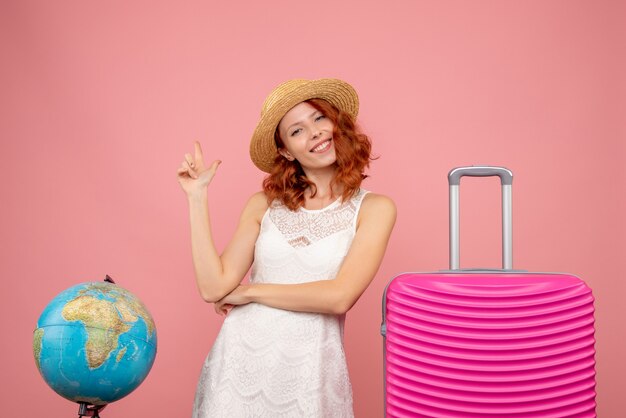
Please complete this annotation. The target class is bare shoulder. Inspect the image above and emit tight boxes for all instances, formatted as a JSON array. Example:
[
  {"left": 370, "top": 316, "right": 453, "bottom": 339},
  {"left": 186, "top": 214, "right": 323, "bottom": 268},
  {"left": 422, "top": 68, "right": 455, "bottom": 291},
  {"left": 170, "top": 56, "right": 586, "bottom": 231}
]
[
  {"left": 358, "top": 193, "right": 397, "bottom": 226},
  {"left": 243, "top": 191, "right": 270, "bottom": 223},
  {"left": 361, "top": 192, "right": 396, "bottom": 215},
  {"left": 248, "top": 190, "right": 269, "bottom": 207}
]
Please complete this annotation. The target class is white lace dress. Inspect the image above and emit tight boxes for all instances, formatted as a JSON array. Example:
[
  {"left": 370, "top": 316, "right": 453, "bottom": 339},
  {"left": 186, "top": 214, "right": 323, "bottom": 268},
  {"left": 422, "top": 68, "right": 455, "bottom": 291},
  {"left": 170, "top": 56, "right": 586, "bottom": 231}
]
[{"left": 192, "top": 189, "right": 369, "bottom": 418}]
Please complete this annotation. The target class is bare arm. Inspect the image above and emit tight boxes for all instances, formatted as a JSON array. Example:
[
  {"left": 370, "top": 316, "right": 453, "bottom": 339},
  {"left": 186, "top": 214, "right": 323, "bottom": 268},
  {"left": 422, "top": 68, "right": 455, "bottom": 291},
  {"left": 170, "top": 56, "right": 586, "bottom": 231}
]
[
  {"left": 187, "top": 191, "right": 266, "bottom": 302},
  {"left": 216, "top": 193, "right": 396, "bottom": 315},
  {"left": 178, "top": 141, "right": 267, "bottom": 303}
]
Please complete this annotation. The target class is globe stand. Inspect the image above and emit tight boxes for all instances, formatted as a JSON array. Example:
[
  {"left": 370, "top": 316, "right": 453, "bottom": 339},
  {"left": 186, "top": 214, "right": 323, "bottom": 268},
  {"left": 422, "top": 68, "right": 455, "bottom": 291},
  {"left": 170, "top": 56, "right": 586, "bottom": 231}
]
[{"left": 77, "top": 402, "right": 106, "bottom": 418}]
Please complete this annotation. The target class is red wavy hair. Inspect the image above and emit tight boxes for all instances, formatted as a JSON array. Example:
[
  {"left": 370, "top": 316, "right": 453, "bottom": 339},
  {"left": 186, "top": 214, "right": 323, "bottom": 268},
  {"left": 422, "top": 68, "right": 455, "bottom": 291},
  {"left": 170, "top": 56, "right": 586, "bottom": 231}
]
[{"left": 262, "top": 98, "right": 373, "bottom": 211}]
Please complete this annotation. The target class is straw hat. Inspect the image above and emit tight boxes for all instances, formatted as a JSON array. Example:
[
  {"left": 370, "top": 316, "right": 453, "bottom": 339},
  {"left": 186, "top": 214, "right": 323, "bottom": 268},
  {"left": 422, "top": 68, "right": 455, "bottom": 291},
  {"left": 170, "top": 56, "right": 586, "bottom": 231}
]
[{"left": 250, "top": 78, "right": 359, "bottom": 173}]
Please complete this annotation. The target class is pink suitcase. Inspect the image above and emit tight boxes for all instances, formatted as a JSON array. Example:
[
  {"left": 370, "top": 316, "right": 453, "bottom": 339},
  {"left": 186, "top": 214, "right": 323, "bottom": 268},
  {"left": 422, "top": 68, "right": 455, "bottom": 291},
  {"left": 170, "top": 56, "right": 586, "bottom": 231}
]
[{"left": 381, "top": 166, "right": 596, "bottom": 417}]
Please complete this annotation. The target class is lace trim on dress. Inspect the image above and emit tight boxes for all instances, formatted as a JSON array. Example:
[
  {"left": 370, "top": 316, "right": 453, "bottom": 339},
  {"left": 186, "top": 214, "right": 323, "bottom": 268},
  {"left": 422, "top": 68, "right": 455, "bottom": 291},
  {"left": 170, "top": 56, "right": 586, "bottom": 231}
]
[{"left": 269, "top": 189, "right": 367, "bottom": 249}]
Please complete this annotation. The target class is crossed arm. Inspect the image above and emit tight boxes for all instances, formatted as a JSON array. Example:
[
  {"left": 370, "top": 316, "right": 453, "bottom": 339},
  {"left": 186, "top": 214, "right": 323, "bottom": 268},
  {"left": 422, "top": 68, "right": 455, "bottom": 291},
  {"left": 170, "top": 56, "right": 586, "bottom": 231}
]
[{"left": 188, "top": 191, "right": 396, "bottom": 315}]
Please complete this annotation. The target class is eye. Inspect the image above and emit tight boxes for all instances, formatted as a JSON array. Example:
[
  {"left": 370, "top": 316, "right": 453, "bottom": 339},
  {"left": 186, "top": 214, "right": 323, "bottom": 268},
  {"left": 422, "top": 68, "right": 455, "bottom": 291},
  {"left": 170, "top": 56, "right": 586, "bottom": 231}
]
[
  {"left": 315, "top": 114, "right": 326, "bottom": 122},
  {"left": 290, "top": 128, "right": 302, "bottom": 137}
]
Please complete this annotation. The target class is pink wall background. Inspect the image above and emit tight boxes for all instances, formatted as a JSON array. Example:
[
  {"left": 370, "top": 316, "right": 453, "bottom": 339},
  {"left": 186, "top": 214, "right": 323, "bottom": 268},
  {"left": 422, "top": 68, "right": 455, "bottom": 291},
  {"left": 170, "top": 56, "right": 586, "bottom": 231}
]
[{"left": 1, "top": 0, "right": 624, "bottom": 416}]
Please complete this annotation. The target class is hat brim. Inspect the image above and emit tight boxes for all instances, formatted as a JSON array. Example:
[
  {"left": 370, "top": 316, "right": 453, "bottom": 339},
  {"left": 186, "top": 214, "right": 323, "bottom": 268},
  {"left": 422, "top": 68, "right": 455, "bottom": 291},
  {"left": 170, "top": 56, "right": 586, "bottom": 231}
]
[{"left": 250, "top": 78, "right": 359, "bottom": 173}]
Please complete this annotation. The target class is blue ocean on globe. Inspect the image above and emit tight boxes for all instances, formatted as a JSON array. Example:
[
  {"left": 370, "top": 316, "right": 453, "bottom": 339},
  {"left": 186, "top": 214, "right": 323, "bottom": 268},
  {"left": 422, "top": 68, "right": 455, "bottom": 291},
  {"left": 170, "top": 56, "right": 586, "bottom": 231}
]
[{"left": 33, "top": 281, "right": 157, "bottom": 406}]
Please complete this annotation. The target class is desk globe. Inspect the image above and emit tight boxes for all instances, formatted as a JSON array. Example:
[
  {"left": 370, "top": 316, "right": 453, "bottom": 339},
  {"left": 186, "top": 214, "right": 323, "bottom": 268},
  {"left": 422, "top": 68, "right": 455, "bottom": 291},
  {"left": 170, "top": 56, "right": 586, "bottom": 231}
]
[{"left": 33, "top": 276, "right": 157, "bottom": 416}]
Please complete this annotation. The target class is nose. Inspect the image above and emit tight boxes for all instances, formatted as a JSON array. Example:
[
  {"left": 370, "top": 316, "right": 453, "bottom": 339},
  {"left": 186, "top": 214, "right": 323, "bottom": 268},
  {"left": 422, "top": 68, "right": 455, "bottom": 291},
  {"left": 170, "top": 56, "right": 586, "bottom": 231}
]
[{"left": 312, "top": 128, "right": 323, "bottom": 139}]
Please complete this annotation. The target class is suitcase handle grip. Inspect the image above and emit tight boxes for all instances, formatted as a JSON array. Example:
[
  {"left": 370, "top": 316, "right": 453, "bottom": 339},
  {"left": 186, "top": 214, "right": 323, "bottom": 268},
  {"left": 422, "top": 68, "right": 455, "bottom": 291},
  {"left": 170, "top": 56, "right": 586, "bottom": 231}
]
[
  {"left": 448, "top": 166, "right": 513, "bottom": 186},
  {"left": 448, "top": 166, "right": 513, "bottom": 270}
]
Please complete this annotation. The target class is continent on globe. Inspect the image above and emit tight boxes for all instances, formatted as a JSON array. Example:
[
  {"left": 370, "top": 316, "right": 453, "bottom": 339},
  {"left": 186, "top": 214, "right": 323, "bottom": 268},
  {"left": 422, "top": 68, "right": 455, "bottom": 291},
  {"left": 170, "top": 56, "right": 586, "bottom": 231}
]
[
  {"left": 62, "top": 296, "right": 131, "bottom": 369},
  {"left": 33, "top": 328, "right": 44, "bottom": 372}
]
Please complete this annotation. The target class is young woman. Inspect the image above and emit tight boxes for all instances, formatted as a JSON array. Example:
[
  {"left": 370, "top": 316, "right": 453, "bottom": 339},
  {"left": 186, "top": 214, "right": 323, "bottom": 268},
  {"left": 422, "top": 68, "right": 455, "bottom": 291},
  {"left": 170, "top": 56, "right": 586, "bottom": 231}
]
[{"left": 177, "top": 78, "right": 396, "bottom": 417}]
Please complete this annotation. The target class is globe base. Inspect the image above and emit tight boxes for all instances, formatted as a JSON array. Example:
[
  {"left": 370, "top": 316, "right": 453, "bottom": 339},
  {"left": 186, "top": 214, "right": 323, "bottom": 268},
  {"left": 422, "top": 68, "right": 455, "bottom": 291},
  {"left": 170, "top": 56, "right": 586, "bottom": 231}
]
[{"left": 78, "top": 402, "right": 106, "bottom": 418}]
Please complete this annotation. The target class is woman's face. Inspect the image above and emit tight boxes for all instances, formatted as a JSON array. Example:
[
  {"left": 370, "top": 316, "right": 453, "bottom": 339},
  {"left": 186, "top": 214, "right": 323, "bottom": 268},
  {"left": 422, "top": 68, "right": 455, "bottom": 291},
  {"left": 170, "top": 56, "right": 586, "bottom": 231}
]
[{"left": 277, "top": 101, "right": 336, "bottom": 171}]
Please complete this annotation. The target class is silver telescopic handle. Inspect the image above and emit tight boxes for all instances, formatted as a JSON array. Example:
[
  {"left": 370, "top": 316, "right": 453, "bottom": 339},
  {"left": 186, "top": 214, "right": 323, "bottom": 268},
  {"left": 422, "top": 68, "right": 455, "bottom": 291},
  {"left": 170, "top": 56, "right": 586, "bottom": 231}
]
[{"left": 448, "top": 166, "right": 513, "bottom": 270}]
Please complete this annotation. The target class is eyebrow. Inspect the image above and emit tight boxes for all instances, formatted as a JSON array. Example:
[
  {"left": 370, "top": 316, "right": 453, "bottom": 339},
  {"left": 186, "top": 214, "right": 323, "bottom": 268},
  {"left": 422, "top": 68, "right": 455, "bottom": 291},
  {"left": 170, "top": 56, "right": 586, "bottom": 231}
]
[{"left": 285, "top": 110, "right": 321, "bottom": 131}]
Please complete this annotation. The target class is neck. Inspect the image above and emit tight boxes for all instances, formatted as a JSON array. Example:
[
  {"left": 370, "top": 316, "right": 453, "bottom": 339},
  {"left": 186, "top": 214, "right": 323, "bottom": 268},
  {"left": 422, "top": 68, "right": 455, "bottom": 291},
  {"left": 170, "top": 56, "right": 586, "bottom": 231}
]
[
  {"left": 301, "top": 167, "right": 344, "bottom": 208},
  {"left": 302, "top": 166, "right": 340, "bottom": 199}
]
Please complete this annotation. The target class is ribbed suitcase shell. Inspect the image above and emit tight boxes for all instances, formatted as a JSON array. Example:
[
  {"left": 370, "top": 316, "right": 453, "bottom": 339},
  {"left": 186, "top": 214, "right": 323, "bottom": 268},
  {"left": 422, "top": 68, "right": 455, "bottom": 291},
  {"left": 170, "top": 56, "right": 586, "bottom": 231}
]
[
  {"left": 382, "top": 271, "right": 596, "bottom": 417},
  {"left": 382, "top": 166, "right": 596, "bottom": 417}
]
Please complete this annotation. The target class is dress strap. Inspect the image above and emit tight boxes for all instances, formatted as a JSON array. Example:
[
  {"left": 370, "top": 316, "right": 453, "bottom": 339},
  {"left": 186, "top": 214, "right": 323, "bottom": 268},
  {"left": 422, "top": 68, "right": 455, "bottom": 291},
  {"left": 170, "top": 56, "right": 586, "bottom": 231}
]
[{"left": 351, "top": 189, "right": 370, "bottom": 231}]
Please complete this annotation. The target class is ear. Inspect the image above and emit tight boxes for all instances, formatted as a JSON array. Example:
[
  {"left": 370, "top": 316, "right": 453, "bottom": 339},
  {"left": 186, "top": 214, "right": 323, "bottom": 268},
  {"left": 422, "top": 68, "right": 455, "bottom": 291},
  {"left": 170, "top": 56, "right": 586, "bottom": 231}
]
[{"left": 278, "top": 148, "right": 295, "bottom": 161}]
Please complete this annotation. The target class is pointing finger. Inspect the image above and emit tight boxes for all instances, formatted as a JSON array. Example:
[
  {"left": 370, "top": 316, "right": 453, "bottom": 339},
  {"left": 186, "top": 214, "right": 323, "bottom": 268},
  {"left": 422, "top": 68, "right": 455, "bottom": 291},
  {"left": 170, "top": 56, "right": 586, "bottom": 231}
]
[{"left": 194, "top": 141, "right": 203, "bottom": 161}]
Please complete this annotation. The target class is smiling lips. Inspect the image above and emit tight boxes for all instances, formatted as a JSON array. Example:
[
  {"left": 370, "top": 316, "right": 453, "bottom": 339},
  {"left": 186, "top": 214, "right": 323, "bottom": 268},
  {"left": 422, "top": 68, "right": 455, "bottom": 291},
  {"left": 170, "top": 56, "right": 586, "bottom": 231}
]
[{"left": 310, "top": 139, "right": 332, "bottom": 153}]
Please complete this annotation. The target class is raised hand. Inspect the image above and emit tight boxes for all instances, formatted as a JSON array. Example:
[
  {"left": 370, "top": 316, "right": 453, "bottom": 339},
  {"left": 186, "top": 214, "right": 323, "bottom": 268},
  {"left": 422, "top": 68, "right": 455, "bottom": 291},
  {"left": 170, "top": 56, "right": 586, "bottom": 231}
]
[{"left": 176, "top": 141, "right": 221, "bottom": 197}]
